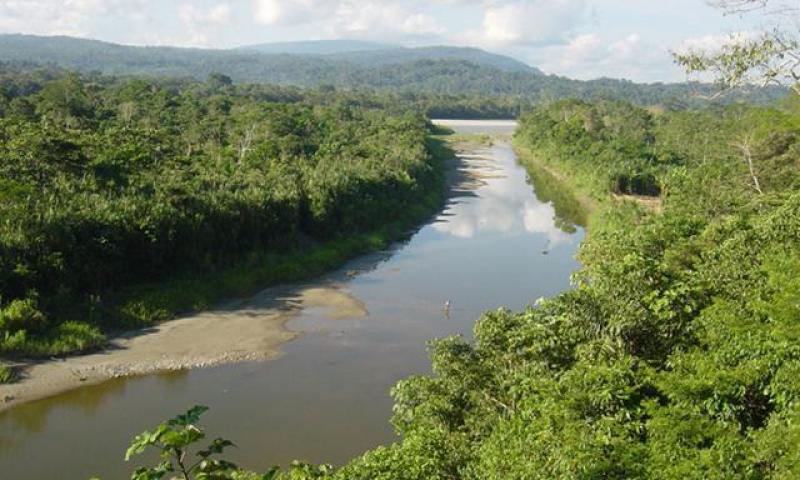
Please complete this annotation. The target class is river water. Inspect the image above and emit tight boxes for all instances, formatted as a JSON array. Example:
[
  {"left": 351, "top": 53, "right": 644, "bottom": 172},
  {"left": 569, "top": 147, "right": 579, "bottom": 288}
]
[{"left": 0, "top": 120, "right": 586, "bottom": 479}]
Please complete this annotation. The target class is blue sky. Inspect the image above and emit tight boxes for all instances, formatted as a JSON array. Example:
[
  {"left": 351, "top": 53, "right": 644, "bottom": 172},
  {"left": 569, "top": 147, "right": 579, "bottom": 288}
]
[{"left": 0, "top": 0, "right": 775, "bottom": 82}]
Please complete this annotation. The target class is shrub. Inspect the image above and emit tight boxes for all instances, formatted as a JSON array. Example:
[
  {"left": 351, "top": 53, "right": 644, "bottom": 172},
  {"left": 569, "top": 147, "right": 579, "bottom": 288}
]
[{"left": 0, "top": 298, "right": 46, "bottom": 334}]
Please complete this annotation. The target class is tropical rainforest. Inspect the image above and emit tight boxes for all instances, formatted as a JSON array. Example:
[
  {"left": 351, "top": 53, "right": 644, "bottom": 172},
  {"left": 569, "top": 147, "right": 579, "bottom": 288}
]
[
  {"left": 0, "top": 70, "right": 443, "bottom": 359},
  {"left": 3, "top": 1, "right": 800, "bottom": 478},
  {"left": 118, "top": 94, "right": 800, "bottom": 480},
  {"left": 0, "top": 34, "right": 788, "bottom": 116}
]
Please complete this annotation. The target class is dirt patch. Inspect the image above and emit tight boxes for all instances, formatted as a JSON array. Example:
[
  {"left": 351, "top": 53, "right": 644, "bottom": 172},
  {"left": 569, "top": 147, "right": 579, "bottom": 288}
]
[{"left": 612, "top": 193, "right": 663, "bottom": 213}]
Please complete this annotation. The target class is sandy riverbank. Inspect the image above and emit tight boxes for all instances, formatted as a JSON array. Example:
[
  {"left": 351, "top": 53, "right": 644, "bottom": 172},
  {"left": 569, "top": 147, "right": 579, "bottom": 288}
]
[
  {"left": 0, "top": 134, "right": 490, "bottom": 414},
  {"left": 0, "top": 282, "right": 369, "bottom": 413}
]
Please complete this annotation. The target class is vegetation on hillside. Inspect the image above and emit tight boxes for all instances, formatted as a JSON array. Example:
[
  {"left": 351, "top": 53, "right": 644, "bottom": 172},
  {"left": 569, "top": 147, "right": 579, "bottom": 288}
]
[
  {"left": 0, "top": 71, "right": 444, "bottom": 359},
  {"left": 0, "top": 34, "right": 788, "bottom": 115}
]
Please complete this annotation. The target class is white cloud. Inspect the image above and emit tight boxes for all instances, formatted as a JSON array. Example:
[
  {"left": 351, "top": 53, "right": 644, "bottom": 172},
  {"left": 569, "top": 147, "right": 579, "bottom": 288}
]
[
  {"left": 480, "top": 0, "right": 588, "bottom": 47},
  {"left": 329, "top": 2, "right": 444, "bottom": 39},
  {"left": 527, "top": 31, "right": 679, "bottom": 82},
  {"left": 674, "top": 30, "right": 761, "bottom": 55},
  {"left": 179, "top": 3, "right": 232, "bottom": 27},
  {"left": 178, "top": 3, "right": 232, "bottom": 46},
  {"left": 254, "top": 0, "right": 331, "bottom": 26},
  {"left": 0, "top": 0, "right": 147, "bottom": 37},
  {"left": 253, "top": 0, "right": 445, "bottom": 41}
]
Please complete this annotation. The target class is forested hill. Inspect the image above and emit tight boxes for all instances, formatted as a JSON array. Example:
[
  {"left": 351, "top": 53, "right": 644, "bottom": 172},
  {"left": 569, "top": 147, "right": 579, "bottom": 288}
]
[
  {"left": 240, "top": 41, "right": 539, "bottom": 73},
  {"left": 237, "top": 39, "right": 396, "bottom": 55},
  {"left": 0, "top": 34, "right": 786, "bottom": 107}
]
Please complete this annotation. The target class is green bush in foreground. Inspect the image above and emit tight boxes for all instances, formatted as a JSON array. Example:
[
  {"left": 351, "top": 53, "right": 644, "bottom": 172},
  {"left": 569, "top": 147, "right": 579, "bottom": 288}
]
[{"left": 113, "top": 406, "right": 332, "bottom": 480}]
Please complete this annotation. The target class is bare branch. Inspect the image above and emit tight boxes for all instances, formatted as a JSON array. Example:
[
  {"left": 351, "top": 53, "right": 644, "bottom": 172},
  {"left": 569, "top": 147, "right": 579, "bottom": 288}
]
[{"left": 731, "top": 131, "right": 763, "bottom": 194}]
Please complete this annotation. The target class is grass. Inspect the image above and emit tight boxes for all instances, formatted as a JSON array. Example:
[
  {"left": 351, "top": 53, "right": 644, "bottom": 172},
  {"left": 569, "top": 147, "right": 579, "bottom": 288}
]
[
  {"left": 0, "top": 322, "right": 106, "bottom": 358},
  {"left": 439, "top": 133, "right": 494, "bottom": 146}
]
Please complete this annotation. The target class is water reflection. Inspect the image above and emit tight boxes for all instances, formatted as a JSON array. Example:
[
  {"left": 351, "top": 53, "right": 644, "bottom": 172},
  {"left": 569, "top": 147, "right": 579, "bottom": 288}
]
[
  {"left": 524, "top": 157, "right": 589, "bottom": 232},
  {"left": 433, "top": 143, "right": 575, "bottom": 249},
  {"left": 0, "top": 371, "right": 189, "bottom": 456}
]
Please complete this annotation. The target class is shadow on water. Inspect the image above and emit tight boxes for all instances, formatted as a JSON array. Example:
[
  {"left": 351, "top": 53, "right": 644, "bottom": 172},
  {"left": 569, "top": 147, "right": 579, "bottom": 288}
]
[{"left": 0, "top": 371, "right": 190, "bottom": 451}]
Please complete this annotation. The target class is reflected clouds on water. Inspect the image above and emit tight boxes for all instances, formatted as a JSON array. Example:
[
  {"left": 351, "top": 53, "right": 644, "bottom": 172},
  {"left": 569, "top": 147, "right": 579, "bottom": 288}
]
[{"left": 433, "top": 144, "right": 575, "bottom": 248}]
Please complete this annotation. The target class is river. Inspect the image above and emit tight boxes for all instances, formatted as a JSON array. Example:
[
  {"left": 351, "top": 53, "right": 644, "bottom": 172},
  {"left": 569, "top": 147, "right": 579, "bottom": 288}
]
[{"left": 0, "top": 120, "right": 586, "bottom": 479}]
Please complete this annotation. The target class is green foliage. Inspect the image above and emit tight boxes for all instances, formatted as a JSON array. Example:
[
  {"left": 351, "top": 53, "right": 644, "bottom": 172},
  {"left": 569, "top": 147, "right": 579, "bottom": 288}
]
[
  {"left": 125, "top": 405, "right": 270, "bottom": 480},
  {"left": 515, "top": 99, "right": 672, "bottom": 201},
  {"left": 673, "top": 2, "right": 800, "bottom": 96},
  {"left": 0, "top": 321, "right": 105, "bottom": 357},
  {"left": 0, "top": 362, "right": 16, "bottom": 383},
  {"left": 0, "top": 297, "right": 46, "bottom": 335},
  {"left": 0, "top": 71, "right": 444, "bottom": 358},
  {"left": 118, "top": 406, "right": 340, "bottom": 480},
  {"left": 0, "top": 35, "right": 789, "bottom": 120}
]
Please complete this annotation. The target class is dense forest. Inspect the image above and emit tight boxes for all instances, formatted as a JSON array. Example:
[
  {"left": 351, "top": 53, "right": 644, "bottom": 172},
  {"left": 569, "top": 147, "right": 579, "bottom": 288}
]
[
  {"left": 0, "top": 62, "right": 539, "bottom": 120},
  {"left": 241, "top": 42, "right": 540, "bottom": 73},
  {"left": 118, "top": 95, "right": 800, "bottom": 479},
  {"left": 4, "top": 3, "right": 800, "bottom": 476},
  {"left": 0, "top": 70, "right": 444, "bottom": 360},
  {"left": 0, "top": 34, "right": 787, "bottom": 113}
]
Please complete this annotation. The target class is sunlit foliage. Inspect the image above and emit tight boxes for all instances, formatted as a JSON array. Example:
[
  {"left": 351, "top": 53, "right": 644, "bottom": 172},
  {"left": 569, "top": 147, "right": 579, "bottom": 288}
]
[{"left": 0, "top": 71, "right": 440, "bottom": 357}]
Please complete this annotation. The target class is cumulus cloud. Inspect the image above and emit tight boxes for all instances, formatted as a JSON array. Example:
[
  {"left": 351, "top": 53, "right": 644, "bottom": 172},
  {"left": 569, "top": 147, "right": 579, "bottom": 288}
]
[
  {"left": 254, "top": 0, "right": 328, "bottom": 26},
  {"left": 329, "top": 2, "right": 444, "bottom": 39},
  {"left": 178, "top": 3, "right": 232, "bottom": 46},
  {"left": 674, "top": 30, "right": 762, "bottom": 55},
  {"left": 480, "top": 0, "right": 588, "bottom": 47},
  {"left": 0, "top": 0, "right": 147, "bottom": 36},
  {"left": 179, "top": 3, "right": 232, "bottom": 27},
  {"left": 253, "top": 0, "right": 445, "bottom": 41},
  {"left": 527, "top": 31, "right": 679, "bottom": 82}
]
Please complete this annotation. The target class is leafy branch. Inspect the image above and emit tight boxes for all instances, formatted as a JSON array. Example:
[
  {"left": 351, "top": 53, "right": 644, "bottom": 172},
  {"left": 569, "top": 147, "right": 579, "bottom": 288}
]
[
  {"left": 124, "top": 405, "right": 278, "bottom": 480},
  {"left": 674, "top": 0, "right": 800, "bottom": 95}
]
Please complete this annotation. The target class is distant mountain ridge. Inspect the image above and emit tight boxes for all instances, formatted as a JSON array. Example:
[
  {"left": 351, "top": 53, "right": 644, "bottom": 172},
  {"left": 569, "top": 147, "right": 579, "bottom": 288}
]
[
  {"left": 239, "top": 40, "right": 539, "bottom": 73},
  {"left": 0, "top": 34, "right": 787, "bottom": 107},
  {"left": 329, "top": 46, "right": 540, "bottom": 73},
  {"left": 0, "top": 34, "right": 536, "bottom": 76},
  {"left": 238, "top": 39, "right": 397, "bottom": 55}
]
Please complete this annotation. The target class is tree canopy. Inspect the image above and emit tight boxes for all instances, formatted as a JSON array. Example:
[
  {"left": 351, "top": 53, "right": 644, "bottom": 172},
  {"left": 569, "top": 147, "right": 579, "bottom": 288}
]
[{"left": 0, "top": 71, "right": 443, "bottom": 358}]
